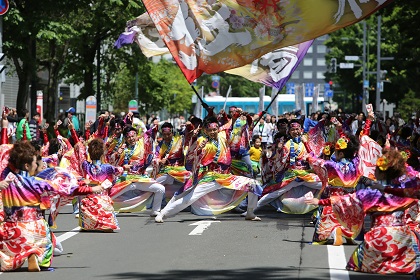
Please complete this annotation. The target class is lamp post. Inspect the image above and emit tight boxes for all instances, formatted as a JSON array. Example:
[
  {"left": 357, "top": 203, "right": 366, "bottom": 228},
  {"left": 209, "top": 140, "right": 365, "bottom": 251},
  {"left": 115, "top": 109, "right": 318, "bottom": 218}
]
[
  {"left": 375, "top": 15, "right": 382, "bottom": 112},
  {"left": 362, "top": 21, "right": 369, "bottom": 113}
]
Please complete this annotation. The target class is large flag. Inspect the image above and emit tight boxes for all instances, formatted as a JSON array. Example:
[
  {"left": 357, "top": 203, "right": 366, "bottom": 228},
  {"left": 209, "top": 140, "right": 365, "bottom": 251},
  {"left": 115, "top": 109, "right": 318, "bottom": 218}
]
[
  {"left": 141, "top": 0, "right": 393, "bottom": 83},
  {"left": 124, "top": 13, "right": 170, "bottom": 57},
  {"left": 123, "top": 13, "right": 311, "bottom": 91},
  {"left": 226, "top": 41, "right": 312, "bottom": 89}
]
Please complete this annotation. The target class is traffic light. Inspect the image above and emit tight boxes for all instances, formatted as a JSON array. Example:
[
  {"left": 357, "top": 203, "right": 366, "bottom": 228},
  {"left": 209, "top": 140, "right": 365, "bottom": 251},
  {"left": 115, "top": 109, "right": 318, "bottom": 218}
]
[
  {"left": 380, "top": 70, "right": 388, "bottom": 80},
  {"left": 330, "top": 58, "right": 337, "bottom": 73},
  {"left": 329, "top": 80, "right": 333, "bottom": 88}
]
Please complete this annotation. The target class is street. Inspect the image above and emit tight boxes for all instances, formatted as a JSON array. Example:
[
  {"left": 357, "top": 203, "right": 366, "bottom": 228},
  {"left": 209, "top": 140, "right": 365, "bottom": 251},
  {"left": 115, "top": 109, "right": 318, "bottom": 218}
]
[{"left": 0, "top": 205, "right": 412, "bottom": 280}]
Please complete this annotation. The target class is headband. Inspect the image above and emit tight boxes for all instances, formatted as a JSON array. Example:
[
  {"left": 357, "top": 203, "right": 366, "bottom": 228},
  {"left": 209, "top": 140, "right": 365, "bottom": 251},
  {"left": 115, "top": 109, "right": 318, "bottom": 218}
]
[
  {"left": 162, "top": 127, "right": 172, "bottom": 133},
  {"left": 207, "top": 123, "right": 219, "bottom": 129},
  {"left": 290, "top": 122, "right": 301, "bottom": 128},
  {"left": 126, "top": 130, "right": 136, "bottom": 137}
]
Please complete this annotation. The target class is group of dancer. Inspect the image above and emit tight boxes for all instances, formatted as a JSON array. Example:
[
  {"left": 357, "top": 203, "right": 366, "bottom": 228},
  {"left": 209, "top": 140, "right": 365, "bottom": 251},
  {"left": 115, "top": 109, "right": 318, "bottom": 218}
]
[{"left": 1, "top": 105, "right": 420, "bottom": 278}]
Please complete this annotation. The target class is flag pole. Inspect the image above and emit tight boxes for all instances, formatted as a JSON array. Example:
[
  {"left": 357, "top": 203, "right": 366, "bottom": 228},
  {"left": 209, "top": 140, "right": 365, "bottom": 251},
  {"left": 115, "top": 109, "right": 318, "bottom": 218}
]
[
  {"left": 222, "top": 85, "right": 232, "bottom": 111},
  {"left": 253, "top": 86, "right": 282, "bottom": 127},
  {"left": 191, "top": 85, "right": 210, "bottom": 111}
]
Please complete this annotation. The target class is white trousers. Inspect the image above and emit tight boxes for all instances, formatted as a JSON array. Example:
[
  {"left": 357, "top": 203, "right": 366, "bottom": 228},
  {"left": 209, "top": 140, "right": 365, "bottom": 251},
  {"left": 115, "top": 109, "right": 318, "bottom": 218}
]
[
  {"left": 257, "top": 180, "right": 322, "bottom": 210},
  {"left": 129, "top": 182, "right": 165, "bottom": 212},
  {"left": 156, "top": 174, "right": 175, "bottom": 185},
  {"left": 161, "top": 181, "right": 258, "bottom": 217}
]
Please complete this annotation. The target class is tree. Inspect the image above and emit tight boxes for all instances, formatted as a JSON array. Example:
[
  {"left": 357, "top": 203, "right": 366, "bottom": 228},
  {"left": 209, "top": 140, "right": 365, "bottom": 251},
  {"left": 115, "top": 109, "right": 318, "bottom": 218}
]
[
  {"left": 2, "top": 0, "right": 71, "bottom": 115},
  {"left": 62, "top": 0, "right": 143, "bottom": 107},
  {"left": 197, "top": 72, "right": 262, "bottom": 98},
  {"left": 398, "top": 90, "right": 420, "bottom": 120}
]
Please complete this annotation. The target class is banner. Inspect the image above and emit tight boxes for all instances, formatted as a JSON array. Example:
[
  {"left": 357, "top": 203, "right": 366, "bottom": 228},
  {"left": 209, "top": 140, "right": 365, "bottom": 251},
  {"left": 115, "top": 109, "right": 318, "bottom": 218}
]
[
  {"left": 123, "top": 13, "right": 311, "bottom": 91},
  {"left": 124, "top": 13, "right": 170, "bottom": 57},
  {"left": 141, "top": 0, "right": 393, "bottom": 83},
  {"left": 312, "top": 84, "right": 319, "bottom": 113},
  {"left": 271, "top": 87, "right": 279, "bottom": 119},
  {"left": 226, "top": 41, "right": 312, "bottom": 89},
  {"left": 258, "top": 86, "right": 265, "bottom": 113}
]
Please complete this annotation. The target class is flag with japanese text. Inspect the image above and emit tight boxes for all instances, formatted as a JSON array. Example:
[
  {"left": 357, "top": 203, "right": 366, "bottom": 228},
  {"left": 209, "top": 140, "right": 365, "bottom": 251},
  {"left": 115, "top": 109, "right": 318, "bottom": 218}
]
[
  {"left": 225, "top": 41, "right": 312, "bottom": 90},
  {"left": 141, "top": 0, "right": 393, "bottom": 83},
  {"left": 122, "top": 13, "right": 310, "bottom": 92}
]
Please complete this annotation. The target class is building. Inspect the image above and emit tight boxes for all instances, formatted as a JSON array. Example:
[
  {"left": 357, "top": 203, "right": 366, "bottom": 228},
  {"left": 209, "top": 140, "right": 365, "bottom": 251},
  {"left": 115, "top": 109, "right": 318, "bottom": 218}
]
[{"left": 285, "top": 35, "right": 331, "bottom": 99}]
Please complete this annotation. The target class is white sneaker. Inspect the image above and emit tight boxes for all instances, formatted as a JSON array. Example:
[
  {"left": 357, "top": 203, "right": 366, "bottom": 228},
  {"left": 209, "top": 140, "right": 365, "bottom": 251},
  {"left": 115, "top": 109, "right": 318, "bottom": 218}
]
[
  {"left": 155, "top": 213, "right": 164, "bottom": 223},
  {"left": 54, "top": 241, "right": 64, "bottom": 256}
]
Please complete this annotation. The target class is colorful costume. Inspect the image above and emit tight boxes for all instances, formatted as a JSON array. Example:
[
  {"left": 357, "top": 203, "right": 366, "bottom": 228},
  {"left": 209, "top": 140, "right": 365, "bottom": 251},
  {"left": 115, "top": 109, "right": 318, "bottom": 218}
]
[
  {"left": 329, "top": 188, "right": 419, "bottom": 275},
  {"left": 310, "top": 156, "right": 361, "bottom": 244},
  {"left": 257, "top": 136, "right": 321, "bottom": 214},
  {"left": 0, "top": 167, "right": 79, "bottom": 271},
  {"left": 79, "top": 158, "right": 122, "bottom": 231},
  {"left": 153, "top": 133, "right": 191, "bottom": 201},
  {"left": 111, "top": 127, "right": 165, "bottom": 213},
  {"left": 158, "top": 128, "right": 262, "bottom": 218}
]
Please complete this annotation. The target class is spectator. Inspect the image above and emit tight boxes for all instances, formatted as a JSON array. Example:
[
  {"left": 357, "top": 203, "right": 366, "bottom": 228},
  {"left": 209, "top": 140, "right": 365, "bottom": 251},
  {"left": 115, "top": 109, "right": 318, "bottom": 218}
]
[
  {"left": 66, "top": 107, "right": 80, "bottom": 137},
  {"left": 28, "top": 112, "right": 41, "bottom": 141},
  {"left": 303, "top": 112, "right": 319, "bottom": 133},
  {"left": 351, "top": 112, "right": 365, "bottom": 135},
  {"left": 252, "top": 117, "right": 271, "bottom": 149},
  {"left": 15, "top": 109, "right": 31, "bottom": 141}
]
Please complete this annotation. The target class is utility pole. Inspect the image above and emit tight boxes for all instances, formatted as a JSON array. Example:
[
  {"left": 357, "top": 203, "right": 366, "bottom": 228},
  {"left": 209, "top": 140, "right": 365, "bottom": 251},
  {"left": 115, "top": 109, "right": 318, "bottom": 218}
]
[
  {"left": 362, "top": 21, "right": 368, "bottom": 113},
  {"left": 96, "top": 40, "right": 101, "bottom": 113},
  {"left": 375, "top": 15, "right": 381, "bottom": 112}
]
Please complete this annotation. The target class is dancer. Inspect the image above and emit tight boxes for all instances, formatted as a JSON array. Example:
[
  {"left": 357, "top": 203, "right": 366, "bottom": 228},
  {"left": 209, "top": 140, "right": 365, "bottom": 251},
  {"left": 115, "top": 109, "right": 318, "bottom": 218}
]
[
  {"left": 0, "top": 141, "right": 101, "bottom": 272},
  {"left": 305, "top": 148, "right": 420, "bottom": 275},
  {"left": 110, "top": 126, "right": 165, "bottom": 215},
  {"left": 152, "top": 122, "right": 191, "bottom": 201},
  {"left": 155, "top": 116, "right": 262, "bottom": 223},
  {"left": 251, "top": 120, "right": 321, "bottom": 214}
]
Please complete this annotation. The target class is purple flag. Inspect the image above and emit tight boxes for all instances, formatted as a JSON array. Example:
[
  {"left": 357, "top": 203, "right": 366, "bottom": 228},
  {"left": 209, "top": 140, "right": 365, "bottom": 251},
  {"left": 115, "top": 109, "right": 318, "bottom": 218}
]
[{"left": 114, "top": 30, "right": 137, "bottom": 49}]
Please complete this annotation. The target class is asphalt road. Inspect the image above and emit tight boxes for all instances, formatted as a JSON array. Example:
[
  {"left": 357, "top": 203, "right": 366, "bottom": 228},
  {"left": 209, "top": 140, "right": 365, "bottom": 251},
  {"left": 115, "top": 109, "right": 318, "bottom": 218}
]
[{"left": 0, "top": 205, "right": 412, "bottom": 280}]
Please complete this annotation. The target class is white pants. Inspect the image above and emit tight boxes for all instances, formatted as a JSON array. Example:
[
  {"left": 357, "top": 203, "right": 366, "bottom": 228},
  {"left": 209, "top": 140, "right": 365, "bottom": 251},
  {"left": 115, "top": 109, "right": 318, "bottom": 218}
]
[
  {"left": 257, "top": 180, "right": 322, "bottom": 210},
  {"left": 129, "top": 182, "right": 165, "bottom": 212},
  {"left": 161, "top": 181, "right": 258, "bottom": 217},
  {"left": 156, "top": 174, "right": 175, "bottom": 185}
]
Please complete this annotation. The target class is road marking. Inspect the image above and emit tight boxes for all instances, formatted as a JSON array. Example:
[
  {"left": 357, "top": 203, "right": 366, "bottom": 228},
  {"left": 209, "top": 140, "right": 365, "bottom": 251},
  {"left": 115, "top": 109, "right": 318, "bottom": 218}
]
[
  {"left": 56, "top": 227, "right": 81, "bottom": 243},
  {"left": 188, "top": 220, "right": 220, "bottom": 235},
  {"left": 327, "top": 245, "right": 350, "bottom": 280}
]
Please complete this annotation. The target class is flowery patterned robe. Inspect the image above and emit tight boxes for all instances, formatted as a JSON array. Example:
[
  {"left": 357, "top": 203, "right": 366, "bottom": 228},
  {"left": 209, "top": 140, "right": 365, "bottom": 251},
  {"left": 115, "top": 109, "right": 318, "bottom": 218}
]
[
  {"left": 0, "top": 167, "right": 79, "bottom": 271},
  {"left": 60, "top": 139, "right": 122, "bottom": 231},
  {"left": 179, "top": 130, "right": 262, "bottom": 216},
  {"left": 311, "top": 156, "right": 361, "bottom": 244},
  {"left": 228, "top": 118, "right": 253, "bottom": 177},
  {"left": 263, "top": 138, "right": 320, "bottom": 195},
  {"left": 331, "top": 188, "right": 419, "bottom": 275},
  {"left": 153, "top": 134, "right": 191, "bottom": 200},
  {"left": 79, "top": 159, "right": 122, "bottom": 231},
  {"left": 110, "top": 128, "right": 159, "bottom": 212},
  {"left": 261, "top": 138, "right": 320, "bottom": 214}
]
